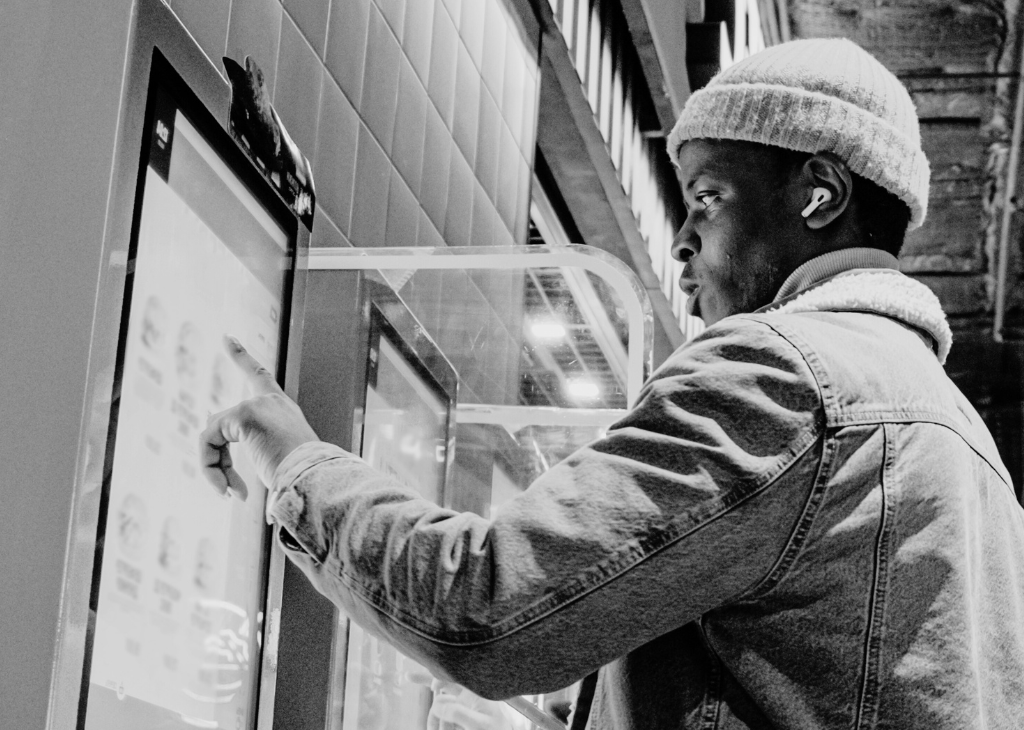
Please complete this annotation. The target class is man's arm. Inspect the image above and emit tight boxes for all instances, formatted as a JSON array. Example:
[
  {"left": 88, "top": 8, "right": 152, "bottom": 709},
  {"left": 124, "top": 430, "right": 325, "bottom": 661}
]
[{"left": 203, "top": 321, "right": 823, "bottom": 699}]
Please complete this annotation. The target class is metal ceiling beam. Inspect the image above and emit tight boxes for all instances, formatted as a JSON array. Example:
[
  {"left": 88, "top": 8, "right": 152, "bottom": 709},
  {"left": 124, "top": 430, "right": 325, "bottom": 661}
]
[{"left": 616, "top": 0, "right": 693, "bottom": 132}]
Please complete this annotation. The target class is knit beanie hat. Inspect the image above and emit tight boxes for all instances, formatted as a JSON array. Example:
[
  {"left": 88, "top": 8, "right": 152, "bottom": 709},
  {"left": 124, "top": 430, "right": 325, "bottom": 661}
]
[{"left": 667, "top": 38, "right": 929, "bottom": 228}]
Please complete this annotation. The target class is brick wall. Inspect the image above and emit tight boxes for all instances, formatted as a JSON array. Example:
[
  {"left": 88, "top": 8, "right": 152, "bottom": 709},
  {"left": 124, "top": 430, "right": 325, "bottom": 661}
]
[{"left": 790, "top": 0, "right": 1024, "bottom": 500}]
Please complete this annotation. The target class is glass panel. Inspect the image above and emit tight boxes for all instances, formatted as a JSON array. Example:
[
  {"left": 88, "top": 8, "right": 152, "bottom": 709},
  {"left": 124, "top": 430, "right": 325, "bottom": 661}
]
[
  {"left": 309, "top": 245, "right": 650, "bottom": 403},
  {"left": 307, "top": 244, "right": 652, "bottom": 729}
]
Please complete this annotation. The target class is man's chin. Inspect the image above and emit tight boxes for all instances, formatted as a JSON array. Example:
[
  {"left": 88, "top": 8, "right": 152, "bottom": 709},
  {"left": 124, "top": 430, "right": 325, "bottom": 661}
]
[
  {"left": 684, "top": 291, "right": 701, "bottom": 319},
  {"left": 683, "top": 289, "right": 729, "bottom": 326},
  {"left": 686, "top": 296, "right": 716, "bottom": 326}
]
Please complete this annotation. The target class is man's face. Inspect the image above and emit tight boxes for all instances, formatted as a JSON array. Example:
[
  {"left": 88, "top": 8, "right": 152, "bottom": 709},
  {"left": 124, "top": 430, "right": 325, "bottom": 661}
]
[{"left": 672, "top": 139, "right": 804, "bottom": 326}]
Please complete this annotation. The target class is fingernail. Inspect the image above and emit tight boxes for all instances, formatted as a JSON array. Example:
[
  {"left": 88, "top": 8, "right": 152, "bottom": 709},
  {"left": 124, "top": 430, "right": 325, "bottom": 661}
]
[{"left": 226, "top": 335, "right": 243, "bottom": 352}]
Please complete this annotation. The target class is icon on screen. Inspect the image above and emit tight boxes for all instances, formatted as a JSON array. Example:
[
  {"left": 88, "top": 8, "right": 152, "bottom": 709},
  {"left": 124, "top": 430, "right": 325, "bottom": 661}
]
[
  {"left": 116, "top": 494, "right": 148, "bottom": 560},
  {"left": 156, "top": 120, "right": 170, "bottom": 145},
  {"left": 158, "top": 517, "right": 182, "bottom": 575},
  {"left": 140, "top": 296, "right": 167, "bottom": 352},
  {"left": 194, "top": 537, "right": 217, "bottom": 592},
  {"left": 209, "top": 354, "right": 231, "bottom": 410},
  {"left": 175, "top": 322, "right": 202, "bottom": 387}
]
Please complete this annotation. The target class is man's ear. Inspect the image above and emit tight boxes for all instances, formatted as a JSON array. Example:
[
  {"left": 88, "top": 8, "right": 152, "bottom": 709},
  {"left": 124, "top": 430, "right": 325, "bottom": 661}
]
[{"left": 798, "top": 153, "right": 852, "bottom": 230}]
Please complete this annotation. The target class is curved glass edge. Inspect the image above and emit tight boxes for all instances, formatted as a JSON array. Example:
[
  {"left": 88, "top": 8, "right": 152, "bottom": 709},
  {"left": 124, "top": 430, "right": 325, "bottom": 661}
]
[{"left": 307, "top": 245, "right": 655, "bottom": 403}]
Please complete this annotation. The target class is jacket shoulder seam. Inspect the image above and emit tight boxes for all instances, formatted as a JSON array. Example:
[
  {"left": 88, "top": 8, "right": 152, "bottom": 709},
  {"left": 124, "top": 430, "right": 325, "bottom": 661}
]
[
  {"left": 731, "top": 314, "right": 838, "bottom": 422},
  {"left": 834, "top": 411, "right": 1012, "bottom": 490}
]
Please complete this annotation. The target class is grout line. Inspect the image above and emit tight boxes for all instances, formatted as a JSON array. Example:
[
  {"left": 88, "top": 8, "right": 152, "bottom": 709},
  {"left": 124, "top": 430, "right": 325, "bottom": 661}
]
[
  {"left": 321, "top": 43, "right": 358, "bottom": 109},
  {"left": 223, "top": 0, "right": 234, "bottom": 63},
  {"left": 323, "top": 0, "right": 334, "bottom": 63},
  {"left": 280, "top": 5, "right": 321, "bottom": 61},
  {"left": 376, "top": 0, "right": 403, "bottom": 50},
  {"left": 313, "top": 203, "right": 347, "bottom": 243},
  {"left": 342, "top": 117, "right": 363, "bottom": 240},
  {"left": 271, "top": 2, "right": 283, "bottom": 100},
  {"left": 312, "top": 60, "right": 326, "bottom": 165}
]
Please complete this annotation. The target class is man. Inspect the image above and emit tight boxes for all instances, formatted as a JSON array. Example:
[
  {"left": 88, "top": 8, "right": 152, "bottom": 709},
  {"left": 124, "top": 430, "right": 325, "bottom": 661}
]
[{"left": 202, "top": 38, "right": 1024, "bottom": 728}]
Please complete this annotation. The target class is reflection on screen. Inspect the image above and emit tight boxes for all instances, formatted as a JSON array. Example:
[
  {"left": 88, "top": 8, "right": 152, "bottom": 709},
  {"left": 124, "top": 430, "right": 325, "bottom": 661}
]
[
  {"left": 341, "top": 326, "right": 450, "bottom": 730},
  {"left": 361, "top": 335, "right": 448, "bottom": 501},
  {"left": 84, "top": 95, "right": 290, "bottom": 730}
]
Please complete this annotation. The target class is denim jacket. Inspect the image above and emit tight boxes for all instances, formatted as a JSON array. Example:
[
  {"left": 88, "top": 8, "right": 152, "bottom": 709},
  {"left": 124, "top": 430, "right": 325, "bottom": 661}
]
[{"left": 268, "top": 250, "right": 1024, "bottom": 729}]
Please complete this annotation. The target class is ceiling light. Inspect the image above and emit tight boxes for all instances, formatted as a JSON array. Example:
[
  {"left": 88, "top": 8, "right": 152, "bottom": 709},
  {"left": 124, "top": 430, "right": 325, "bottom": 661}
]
[
  {"left": 567, "top": 379, "right": 600, "bottom": 400},
  {"left": 530, "top": 321, "right": 566, "bottom": 340}
]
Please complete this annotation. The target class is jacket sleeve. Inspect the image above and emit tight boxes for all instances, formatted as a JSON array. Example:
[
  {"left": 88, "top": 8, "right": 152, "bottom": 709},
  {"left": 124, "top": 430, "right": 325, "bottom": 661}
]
[{"left": 266, "top": 318, "right": 824, "bottom": 698}]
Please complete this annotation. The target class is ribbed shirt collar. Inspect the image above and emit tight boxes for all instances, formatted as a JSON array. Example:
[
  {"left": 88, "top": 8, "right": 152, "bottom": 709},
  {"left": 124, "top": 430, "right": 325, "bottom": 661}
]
[{"left": 773, "top": 248, "right": 900, "bottom": 302}]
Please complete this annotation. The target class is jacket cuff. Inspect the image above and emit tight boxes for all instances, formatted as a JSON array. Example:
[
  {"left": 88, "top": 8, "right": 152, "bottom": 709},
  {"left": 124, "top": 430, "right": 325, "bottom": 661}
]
[{"left": 265, "top": 441, "right": 364, "bottom": 534}]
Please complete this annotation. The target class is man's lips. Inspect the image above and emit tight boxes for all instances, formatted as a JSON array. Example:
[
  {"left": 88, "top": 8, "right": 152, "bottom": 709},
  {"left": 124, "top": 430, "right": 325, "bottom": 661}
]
[{"left": 679, "top": 278, "right": 700, "bottom": 316}]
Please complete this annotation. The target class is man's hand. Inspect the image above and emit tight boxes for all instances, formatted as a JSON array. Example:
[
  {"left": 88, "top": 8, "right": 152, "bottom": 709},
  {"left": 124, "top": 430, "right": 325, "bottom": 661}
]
[
  {"left": 425, "top": 680, "right": 529, "bottom": 730},
  {"left": 199, "top": 336, "right": 318, "bottom": 500}
]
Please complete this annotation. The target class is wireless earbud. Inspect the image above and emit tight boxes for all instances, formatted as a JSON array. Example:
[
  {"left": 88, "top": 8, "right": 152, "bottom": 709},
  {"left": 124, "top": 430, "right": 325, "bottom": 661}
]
[{"left": 801, "top": 187, "right": 833, "bottom": 218}]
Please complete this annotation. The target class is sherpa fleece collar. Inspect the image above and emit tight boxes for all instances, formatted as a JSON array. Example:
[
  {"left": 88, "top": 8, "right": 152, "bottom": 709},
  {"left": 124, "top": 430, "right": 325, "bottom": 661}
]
[{"left": 764, "top": 269, "right": 953, "bottom": 364}]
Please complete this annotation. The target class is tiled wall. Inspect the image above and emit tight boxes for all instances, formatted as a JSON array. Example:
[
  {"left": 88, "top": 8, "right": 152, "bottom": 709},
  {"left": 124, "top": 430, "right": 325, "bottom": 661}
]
[{"left": 168, "top": 0, "right": 541, "bottom": 405}]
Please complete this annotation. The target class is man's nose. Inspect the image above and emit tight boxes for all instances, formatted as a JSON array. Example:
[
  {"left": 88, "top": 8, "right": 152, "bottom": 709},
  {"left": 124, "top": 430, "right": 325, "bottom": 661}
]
[{"left": 670, "top": 217, "right": 698, "bottom": 262}]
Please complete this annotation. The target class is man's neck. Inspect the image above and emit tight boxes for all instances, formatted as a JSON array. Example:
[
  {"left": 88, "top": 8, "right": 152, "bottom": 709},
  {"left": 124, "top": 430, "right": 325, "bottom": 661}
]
[{"left": 773, "top": 248, "right": 900, "bottom": 302}]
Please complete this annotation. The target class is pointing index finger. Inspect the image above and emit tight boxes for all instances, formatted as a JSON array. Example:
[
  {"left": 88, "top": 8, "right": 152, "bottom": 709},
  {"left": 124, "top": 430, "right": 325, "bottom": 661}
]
[{"left": 225, "top": 335, "right": 280, "bottom": 396}]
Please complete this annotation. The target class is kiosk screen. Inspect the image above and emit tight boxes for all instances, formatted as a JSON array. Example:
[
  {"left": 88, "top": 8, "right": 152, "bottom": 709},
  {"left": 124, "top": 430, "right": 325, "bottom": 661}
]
[
  {"left": 359, "top": 317, "right": 449, "bottom": 501},
  {"left": 340, "top": 311, "right": 452, "bottom": 730},
  {"left": 82, "top": 66, "right": 294, "bottom": 730}
]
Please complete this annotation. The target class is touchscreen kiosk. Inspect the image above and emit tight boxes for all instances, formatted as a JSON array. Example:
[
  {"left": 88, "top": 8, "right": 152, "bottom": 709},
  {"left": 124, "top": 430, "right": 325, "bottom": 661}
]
[{"left": 79, "top": 51, "right": 298, "bottom": 730}]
